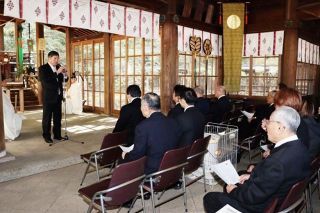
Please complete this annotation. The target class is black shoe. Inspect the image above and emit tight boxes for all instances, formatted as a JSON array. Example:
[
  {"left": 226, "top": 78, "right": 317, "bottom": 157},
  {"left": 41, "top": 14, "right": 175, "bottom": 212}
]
[
  {"left": 174, "top": 181, "right": 183, "bottom": 190},
  {"left": 143, "top": 193, "right": 151, "bottom": 200},
  {"left": 54, "top": 136, "right": 67, "bottom": 141},
  {"left": 44, "top": 138, "right": 53, "bottom": 144}
]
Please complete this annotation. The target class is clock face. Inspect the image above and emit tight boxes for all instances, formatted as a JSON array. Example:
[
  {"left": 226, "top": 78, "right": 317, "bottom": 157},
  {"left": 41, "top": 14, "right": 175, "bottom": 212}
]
[{"left": 227, "top": 15, "right": 241, "bottom": 29}]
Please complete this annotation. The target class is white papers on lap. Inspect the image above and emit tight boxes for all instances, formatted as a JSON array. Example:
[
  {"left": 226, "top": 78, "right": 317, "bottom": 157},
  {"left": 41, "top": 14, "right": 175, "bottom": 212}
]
[
  {"left": 119, "top": 144, "right": 134, "bottom": 153},
  {"left": 260, "top": 145, "right": 269, "bottom": 151},
  {"left": 241, "top": 110, "right": 254, "bottom": 119},
  {"left": 216, "top": 204, "right": 242, "bottom": 213},
  {"left": 212, "top": 160, "right": 239, "bottom": 184}
]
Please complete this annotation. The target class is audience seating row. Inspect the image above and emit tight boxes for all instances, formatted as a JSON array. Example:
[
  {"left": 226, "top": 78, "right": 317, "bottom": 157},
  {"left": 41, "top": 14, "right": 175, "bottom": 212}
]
[{"left": 78, "top": 133, "right": 211, "bottom": 212}]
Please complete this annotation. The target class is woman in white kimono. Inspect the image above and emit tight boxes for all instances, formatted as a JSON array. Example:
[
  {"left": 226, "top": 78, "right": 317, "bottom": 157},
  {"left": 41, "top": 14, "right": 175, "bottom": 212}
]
[
  {"left": 64, "top": 75, "right": 83, "bottom": 115},
  {"left": 1, "top": 82, "right": 23, "bottom": 140}
]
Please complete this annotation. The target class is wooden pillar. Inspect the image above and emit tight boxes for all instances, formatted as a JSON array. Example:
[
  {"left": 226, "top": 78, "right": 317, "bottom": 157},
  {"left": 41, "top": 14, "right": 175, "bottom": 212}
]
[
  {"left": 160, "top": 0, "right": 178, "bottom": 113},
  {"left": 36, "top": 23, "right": 44, "bottom": 67},
  {"left": 65, "top": 28, "right": 72, "bottom": 78},
  {"left": 103, "top": 33, "right": 110, "bottom": 114},
  {"left": 281, "top": 0, "right": 298, "bottom": 88}
]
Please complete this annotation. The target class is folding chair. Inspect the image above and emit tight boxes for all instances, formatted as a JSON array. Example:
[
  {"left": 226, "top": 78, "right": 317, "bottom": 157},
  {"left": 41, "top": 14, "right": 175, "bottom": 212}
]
[
  {"left": 264, "top": 198, "right": 278, "bottom": 213},
  {"left": 185, "top": 135, "right": 211, "bottom": 192},
  {"left": 78, "top": 156, "right": 146, "bottom": 213},
  {"left": 306, "top": 154, "right": 320, "bottom": 212},
  {"left": 141, "top": 146, "right": 190, "bottom": 213},
  {"left": 238, "top": 133, "right": 264, "bottom": 163},
  {"left": 80, "top": 131, "right": 128, "bottom": 185},
  {"left": 276, "top": 179, "right": 308, "bottom": 213}
]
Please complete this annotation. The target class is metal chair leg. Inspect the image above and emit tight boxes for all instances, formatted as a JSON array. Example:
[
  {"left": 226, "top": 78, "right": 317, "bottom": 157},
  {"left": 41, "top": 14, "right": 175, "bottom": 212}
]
[
  {"left": 150, "top": 178, "right": 156, "bottom": 213},
  {"left": 140, "top": 185, "right": 146, "bottom": 213},
  {"left": 202, "top": 163, "right": 207, "bottom": 193},
  {"left": 182, "top": 171, "right": 188, "bottom": 212},
  {"left": 94, "top": 155, "right": 100, "bottom": 181},
  {"left": 100, "top": 195, "right": 106, "bottom": 213},
  {"left": 80, "top": 162, "right": 91, "bottom": 186}
]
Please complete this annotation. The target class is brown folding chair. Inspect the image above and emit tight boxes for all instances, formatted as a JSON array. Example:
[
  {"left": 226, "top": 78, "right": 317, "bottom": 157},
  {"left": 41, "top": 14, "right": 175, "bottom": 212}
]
[
  {"left": 306, "top": 154, "right": 320, "bottom": 212},
  {"left": 264, "top": 198, "right": 278, "bottom": 213},
  {"left": 78, "top": 156, "right": 146, "bottom": 213},
  {"left": 185, "top": 135, "right": 211, "bottom": 192},
  {"left": 80, "top": 131, "right": 128, "bottom": 185},
  {"left": 276, "top": 179, "right": 308, "bottom": 213},
  {"left": 141, "top": 146, "right": 190, "bottom": 213}
]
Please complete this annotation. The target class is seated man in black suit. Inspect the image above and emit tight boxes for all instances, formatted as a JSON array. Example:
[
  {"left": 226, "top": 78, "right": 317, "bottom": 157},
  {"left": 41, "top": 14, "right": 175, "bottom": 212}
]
[
  {"left": 113, "top": 85, "right": 145, "bottom": 145},
  {"left": 176, "top": 87, "right": 206, "bottom": 147},
  {"left": 194, "top": 86, "right": 211, "bottom": 116},
  {"left": 211, "top": 85, "right": 232, "bottom": 123},
  {"left": 203, "top": 106, "right": 311, "bottom": 213},
  {"left": 122, "top": 92, "right": 180, "bottom": 175},
  {"left": 167, "top": 84, "right": 186, "bottom": 119},
  {"left": 249, "top": 90, "right": 276, "bottom": 133}
]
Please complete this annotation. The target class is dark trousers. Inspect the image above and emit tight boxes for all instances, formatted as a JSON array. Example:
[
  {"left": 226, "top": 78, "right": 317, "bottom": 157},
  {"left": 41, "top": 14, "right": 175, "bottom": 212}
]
[
  {"left": 203, "top": 192, "right": 249, "bottom": 213},
  {"left": 42, "top": 101, "right": 62, "bottom": 139}
]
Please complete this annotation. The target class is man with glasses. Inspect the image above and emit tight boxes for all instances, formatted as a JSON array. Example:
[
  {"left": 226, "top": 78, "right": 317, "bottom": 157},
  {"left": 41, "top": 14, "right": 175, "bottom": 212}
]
[{"left": 203, "top": 106, "right": 310, "bottom": 213}]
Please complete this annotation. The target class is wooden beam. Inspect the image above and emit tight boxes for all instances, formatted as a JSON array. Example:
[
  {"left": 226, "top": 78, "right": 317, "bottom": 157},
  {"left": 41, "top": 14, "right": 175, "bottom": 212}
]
[
  {"left": 193, "top": 0, "right": 205, "bottom": 21},
  {"left": 178, "top": 16, "right": 221, "bottom": 34},
  {"left": 182, "top": 0, "right": 193, "bottom": 18},
  {"left": 35, "top": 23, "right": 44, "bottom": 68},
  {"left": 205, "top": 4, "right": 214, "bottom": 24}
]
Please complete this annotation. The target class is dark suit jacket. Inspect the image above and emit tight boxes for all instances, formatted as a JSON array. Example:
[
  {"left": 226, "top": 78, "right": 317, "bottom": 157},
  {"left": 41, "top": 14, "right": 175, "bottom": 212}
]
[
  {"left": 303, "top": 117, "right": 320, "bottom": 158},
  {"left": 195, "top": 97, "right": 211, "bottom": 116},
  {"left": 211, "top": 96, "right": 232, "bottom": 123},
  {"left": 124, "top": 112, "right": 181, "bottom": 174},
  {"left": 176, "top": 107, "right": 206, "bottom": 147},
  {"left": 113, "top": 98, "right": 145, "bottom": 145},
  {"left": 229, "top": 139, "right": 311, "bottom": 213},
  {"left": 167, "top": 103, "right": 184, "bottom": 119},
  {"left": 39, "top": 63, "right": 64, "bottom": 104}
]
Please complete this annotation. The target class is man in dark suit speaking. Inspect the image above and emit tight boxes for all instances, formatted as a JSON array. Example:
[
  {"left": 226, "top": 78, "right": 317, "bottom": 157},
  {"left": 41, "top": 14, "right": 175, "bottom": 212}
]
[
  {"left": 122, "top": 92, "right": 180, "bottom": 174},
  {"left": 203, "top": 106, "right": 311, "bottom": 213},
  {"left": 39, "top": 51, "right": 68, "bottom": 143}
]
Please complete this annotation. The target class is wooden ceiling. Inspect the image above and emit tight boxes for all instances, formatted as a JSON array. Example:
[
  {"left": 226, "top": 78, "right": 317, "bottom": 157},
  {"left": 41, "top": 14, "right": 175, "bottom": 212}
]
[{"left": 0, "top": 0, "right": 319, "bottom": 40}]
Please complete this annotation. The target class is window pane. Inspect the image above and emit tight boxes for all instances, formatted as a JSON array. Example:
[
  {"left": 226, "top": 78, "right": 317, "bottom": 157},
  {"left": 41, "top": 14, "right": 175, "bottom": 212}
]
[
  {"left": 114, "top": 58, "right": 120, "bottom": 74},
  {"left": 145, "top": 56, "right": 152, "bottom": 75},
  {"left": 200, "top": 57, "right": 206, "bottom": 75},
  {"left": 94, "top": 43, "right": 99, "bottom": 58},
  {"left": 135, "top": 39, "right": 142, "bottom": 55},
  {"left": 145, "top": 39, "right": 152, "bottom": 55},
  {"left": 114, "top": 93, "right": 120, "bottom": 110},
  {"left": 100, "top": 92, "right": 105, "bottom": 107},
  {"left": 153, "top": 76, "right": 160, "bottom": 95},
  {"left": 87, "top": 45, "right": 92, "bottom": 58},
  {"left": 95, "top": 76, "right": 100, "bottom": 91},
  {"left": 114, "top": 41, "right": 120, "bottom": 57},
  {"left": 100, "top": 43, "right": 104, "bottom": 56},
  {"left": 128, "top": 76, "right": 134, "bottom": 86},
  {"left": 135, "top": 76, "right": 142, "bottom": 88},
  {"left": 186, "top": 55, "right": 193, "bottom": 75},
  {"left": 114, "top": 76, "right": 120, "bottom": 93},
  {"left": 144, "top": 76, "right": 152, "bottom": 93},
  {"left": 121, "top": 40, "right": 126, "bottom": 57},
  {"left": 153, "top": 39, "right": 161, "bottom": 54},
  {"left": 121, "top": 58, "right": 126, "bottom": 75},
  {"left": 100, "top": 60, "right": 104, "bottom": 75},
  {"left": 135, "top": 56, "right": 142, "bottom": 75},
  {"left": 94, "top": 60, "right": 99, "bottom": 75},
  {"left": 153, "top": 56, "right": 161, "bottom": 75},
  {"left": 128, "top": 38, "right": 134, "bottom": 56},
  {"left": 128, "top": 57, "right": 134, "bottom": 75}
]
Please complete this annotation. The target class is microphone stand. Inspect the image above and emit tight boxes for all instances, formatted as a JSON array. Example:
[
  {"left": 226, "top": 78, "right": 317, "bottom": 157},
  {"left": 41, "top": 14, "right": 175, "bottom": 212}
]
[{"left": 49, "top": 70, "right": 85, "bottom": 146}]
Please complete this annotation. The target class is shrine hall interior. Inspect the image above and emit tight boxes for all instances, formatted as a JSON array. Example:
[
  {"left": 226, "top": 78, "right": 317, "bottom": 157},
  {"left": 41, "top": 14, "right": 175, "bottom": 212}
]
[{"left": 0, "top": 0, "right": 319, "bottom": 153}]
